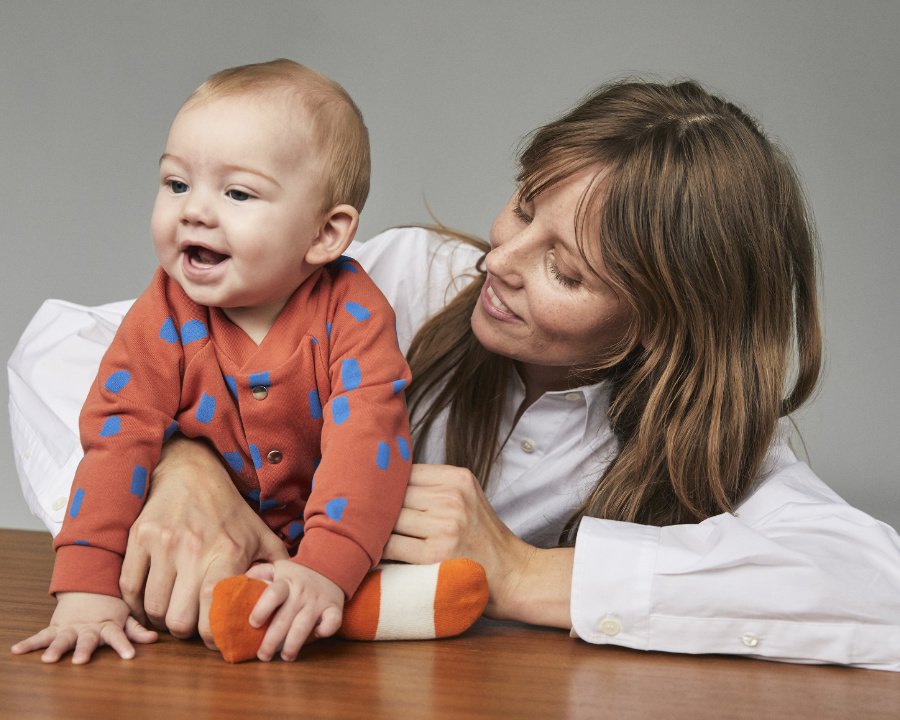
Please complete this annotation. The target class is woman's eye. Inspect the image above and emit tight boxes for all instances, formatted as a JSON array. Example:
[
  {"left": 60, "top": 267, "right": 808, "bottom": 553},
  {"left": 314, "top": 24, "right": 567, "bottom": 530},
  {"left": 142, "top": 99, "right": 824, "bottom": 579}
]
[
  {"left": 512, "top": 204, "right": 532, "bottom": 223},
  {"left": 548, "top": 257, "right": 581, "bottom": 289},
  {"left": 167, "top": 180, "right": 189, "bottom": 194},
  {"left": 227, "top": 189, "right": 252, "bottom": 202}
]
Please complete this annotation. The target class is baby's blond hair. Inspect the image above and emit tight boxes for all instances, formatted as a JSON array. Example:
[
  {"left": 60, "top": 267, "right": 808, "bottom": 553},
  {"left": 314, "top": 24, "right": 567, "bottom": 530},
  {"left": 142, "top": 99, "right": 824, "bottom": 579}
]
[{"left": 185, "top": 58, "right": 370, "bottom": 212}]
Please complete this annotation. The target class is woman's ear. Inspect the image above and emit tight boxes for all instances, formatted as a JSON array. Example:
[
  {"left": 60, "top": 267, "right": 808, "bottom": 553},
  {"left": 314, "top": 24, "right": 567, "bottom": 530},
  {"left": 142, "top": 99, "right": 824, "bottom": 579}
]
[{"left": 305, "top": 204, "right": 360, "bottom": 266}]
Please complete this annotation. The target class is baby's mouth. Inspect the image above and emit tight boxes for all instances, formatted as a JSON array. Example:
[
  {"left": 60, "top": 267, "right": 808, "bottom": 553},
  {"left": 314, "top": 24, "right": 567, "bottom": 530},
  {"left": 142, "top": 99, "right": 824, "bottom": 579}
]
[{"left": 187, "top": 245, "right": 229, "bottom": 267}]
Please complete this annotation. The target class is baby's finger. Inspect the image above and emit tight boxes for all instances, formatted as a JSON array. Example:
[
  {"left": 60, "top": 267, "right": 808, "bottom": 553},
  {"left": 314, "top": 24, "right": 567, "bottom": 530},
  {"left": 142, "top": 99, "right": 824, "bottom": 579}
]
[
  {"left": 256, "top": 606, "right": 292, "bottom": 662},
  {"left": 124, "top": 616, "right": 159, "bottom": 644},
  {"left": 280, "top": 607, "right": 318, "bottom": 662},
  {"left": 100, "top": 624, "right": 137, "bottom": 661},
  {"left": 245, "top": 563, "right": 275, "bottom": 583},
  {"left": 315, "top": 606, "right": 343, "bottom": 640},
  {"left": 249, "top": 579, "right": 288, "bottom": 629},
  {"left": 71, "top": 628, "right": 102, "bottom": 665},
  {"left": 11, "top": 628, "right": 56, "bottom": 655},
  {"left": 41, "top": 629, "right": 77, "bottom": 664}
]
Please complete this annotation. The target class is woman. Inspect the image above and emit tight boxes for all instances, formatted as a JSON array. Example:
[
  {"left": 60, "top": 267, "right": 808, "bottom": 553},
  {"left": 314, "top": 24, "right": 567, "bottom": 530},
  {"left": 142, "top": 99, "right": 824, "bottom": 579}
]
[{"left": 10, "top": 79, "right": 900, "bottom": 669}]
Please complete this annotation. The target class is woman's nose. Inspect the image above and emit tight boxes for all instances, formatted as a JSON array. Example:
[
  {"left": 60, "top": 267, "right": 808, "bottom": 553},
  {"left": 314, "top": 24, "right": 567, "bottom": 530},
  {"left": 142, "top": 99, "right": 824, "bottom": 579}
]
[{"left": 485, "top": 230, "right": 528, "bottom": 287}]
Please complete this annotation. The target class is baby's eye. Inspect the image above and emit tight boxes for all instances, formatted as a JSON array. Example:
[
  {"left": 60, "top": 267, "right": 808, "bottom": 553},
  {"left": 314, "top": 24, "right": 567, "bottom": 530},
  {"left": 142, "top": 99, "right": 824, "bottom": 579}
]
[
  {"left": 227, "top": 189, "right": 252, "bottom": 202},
  {"left": 167, "top": 179, "right": 189, "bottom": 194}
]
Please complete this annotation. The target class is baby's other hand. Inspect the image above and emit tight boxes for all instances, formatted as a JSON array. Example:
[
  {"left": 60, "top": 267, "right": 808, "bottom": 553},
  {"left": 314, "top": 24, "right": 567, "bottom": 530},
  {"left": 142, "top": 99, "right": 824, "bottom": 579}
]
[
  {"left": 246, "top": 561, "right": 344, "bottom": 662},
  {"left": 10, "top": 592, "right": 157, "bottom": 664}
]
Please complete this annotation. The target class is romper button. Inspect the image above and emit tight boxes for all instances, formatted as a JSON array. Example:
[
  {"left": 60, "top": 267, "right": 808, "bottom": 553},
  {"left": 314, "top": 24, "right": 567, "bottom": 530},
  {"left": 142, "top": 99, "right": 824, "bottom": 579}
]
[
  {"left": 267, "top": 450, "right": 283, "bottom": 464},
  {"left": 598, "top": 616, "right": 621, "bottom": 636},
  {"left": 252, "top": 385, "right": 269, "bottom": 400}
]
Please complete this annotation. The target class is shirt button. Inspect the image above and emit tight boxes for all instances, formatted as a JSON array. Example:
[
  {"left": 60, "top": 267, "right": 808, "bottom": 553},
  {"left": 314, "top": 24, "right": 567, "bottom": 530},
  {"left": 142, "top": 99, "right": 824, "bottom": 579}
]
[
  {"left": 267, "top": 449, "right": 283, "bottom": 464},
  {"left": 565, "top": 392, "right": 581, "bottom": 401},
  {"left": 252, "top": 385, "right": 269, "bottom": 400},
  {"left": 521, "top": 439, "right": 536, "bottom": 453},
  {"left": 598, "top": 616, "right": 621, "bottom": 636},
  {"left": 740, "top": 633, "right": 760, "bottom": 648},
  {"left": 52, "top": 496, "right": 68, "bottom": 511}
]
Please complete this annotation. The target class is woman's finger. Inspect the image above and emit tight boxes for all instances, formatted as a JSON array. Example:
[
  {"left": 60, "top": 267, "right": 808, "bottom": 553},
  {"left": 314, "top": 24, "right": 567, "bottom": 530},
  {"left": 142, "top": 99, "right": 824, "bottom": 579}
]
[
  {"left": 119, "top": 535, "right": 151, "bottom": 626},
  {"left": 142, "top": 549, "right": 178, "bottom": 629},
  {"left": 382, "top": 532, "right": 439, "bottom": 564},
  {"left": 164, "top": 567, "right": 202, "bottom": 639}
]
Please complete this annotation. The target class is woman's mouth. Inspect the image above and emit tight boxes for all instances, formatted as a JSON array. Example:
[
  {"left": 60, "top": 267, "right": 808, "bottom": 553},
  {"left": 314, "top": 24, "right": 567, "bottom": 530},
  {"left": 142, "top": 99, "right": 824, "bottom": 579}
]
[{"left": 480, "top": 276, "right": 522, "bottom": 322}]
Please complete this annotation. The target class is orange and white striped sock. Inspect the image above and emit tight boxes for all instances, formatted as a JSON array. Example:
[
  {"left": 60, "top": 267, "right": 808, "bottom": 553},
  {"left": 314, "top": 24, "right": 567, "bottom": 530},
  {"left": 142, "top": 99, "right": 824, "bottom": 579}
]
[
  {"left": 210, "top": 558, "right": 488, "bottom": 662},
  {"left": 339, "top": 558, "right": 488, "bottom": 641}
]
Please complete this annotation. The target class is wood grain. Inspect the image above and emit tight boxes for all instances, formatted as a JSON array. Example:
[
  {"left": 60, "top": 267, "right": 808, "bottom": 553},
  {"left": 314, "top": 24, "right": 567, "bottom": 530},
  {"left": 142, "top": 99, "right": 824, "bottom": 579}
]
[{"left": 2, "top": 529, "right": 897, "bottom": 719}]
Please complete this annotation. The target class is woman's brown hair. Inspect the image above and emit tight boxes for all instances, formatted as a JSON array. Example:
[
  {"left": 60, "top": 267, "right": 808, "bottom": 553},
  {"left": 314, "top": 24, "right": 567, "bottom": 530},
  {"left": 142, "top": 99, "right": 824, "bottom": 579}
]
[{"left": 406, "top": 79, "right": 822, "bottom": 535}]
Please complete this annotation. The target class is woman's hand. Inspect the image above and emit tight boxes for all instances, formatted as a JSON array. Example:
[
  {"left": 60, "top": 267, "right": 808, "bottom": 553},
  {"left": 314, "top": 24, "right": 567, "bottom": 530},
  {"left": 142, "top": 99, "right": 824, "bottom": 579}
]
[
  {"left": 119, "top": 436, "right": 289, "bottom": 648},
  {"left": 382, "top": 464, "right": 574, "bottom": 628}
]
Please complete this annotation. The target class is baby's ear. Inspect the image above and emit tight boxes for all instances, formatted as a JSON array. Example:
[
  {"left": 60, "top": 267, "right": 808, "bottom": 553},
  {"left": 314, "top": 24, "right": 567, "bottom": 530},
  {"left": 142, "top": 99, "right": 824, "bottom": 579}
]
[{"left": 305, "top": 204, "right": 359, "bottom": 266}]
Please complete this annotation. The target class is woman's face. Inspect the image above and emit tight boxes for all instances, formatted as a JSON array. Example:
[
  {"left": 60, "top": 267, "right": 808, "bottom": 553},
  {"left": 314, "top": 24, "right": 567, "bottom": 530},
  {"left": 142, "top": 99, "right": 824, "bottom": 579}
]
[{"left": 471, "top": 169, "right": 632, "bottom": 391}]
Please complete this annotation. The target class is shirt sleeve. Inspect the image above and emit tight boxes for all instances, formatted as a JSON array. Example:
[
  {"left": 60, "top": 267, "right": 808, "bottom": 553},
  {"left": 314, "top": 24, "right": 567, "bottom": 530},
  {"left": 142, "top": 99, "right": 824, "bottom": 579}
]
[
  {"left": 570, "top": 445, "right": 900, "bottom": 671},
  {"left": 50, "top": 271, "right": 188, "bottom": 596},
  {"left": 291, "top": 262, "right": 413, "bottom": 598}
]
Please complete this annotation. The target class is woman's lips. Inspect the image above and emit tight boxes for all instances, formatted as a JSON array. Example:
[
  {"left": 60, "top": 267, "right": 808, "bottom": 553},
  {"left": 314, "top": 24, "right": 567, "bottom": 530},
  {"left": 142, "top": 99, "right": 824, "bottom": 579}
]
[{"left": 480, "top": 275, "right": 522, "bottom": 322}]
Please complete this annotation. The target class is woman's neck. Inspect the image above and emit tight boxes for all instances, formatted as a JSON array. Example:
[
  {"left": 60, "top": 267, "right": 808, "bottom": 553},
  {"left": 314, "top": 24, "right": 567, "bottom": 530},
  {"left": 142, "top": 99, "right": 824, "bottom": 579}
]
[{"left": 514, "top": 362, "right": 602, "bottom": 419}]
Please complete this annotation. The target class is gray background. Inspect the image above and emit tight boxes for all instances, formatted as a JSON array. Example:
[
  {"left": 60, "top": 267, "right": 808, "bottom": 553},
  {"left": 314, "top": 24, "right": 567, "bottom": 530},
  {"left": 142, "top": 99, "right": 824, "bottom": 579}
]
[{"left": 2, "top": 1, "right": 898, "bottom": 532}]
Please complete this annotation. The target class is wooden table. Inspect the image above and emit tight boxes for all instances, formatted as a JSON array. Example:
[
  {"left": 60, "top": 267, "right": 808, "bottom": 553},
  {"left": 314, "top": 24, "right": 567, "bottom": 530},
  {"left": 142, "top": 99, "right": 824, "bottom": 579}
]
[{"left": 2, "top": 529, "right": 897, "bottom": 719}]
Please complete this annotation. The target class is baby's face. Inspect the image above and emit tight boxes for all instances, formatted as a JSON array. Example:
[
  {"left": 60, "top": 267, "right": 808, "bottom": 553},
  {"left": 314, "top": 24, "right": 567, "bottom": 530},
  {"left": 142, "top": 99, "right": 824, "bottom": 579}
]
[{"left": 151, "top": 94, "right": 327, "bottom": 322}]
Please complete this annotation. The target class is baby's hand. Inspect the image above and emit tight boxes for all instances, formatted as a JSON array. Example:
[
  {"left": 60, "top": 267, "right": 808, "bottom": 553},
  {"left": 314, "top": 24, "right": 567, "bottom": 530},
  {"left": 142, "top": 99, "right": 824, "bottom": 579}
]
[
  {"left": 246, "top": 560, "right": 344, "bottom": 662},
  {"left": 11, "top": 592, "right": 158, "bottom": 664}
]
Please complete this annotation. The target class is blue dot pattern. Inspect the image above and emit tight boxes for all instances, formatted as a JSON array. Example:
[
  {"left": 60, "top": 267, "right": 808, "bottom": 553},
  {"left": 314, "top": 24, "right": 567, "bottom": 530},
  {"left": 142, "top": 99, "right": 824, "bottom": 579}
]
[
  {"left": 326, "top": 497, "right": 348, "bottom": 522},
  {"left": 332, "top": 256, "right": 358, "bottom": 273},
  {"left": 287, "top": 521, "right": 304, "bottom": 542},
  {"left": 260, "top": 497, "right": 279, "bottom": 512},
  {"left": 397, "top": 436, "right": 411, "bottom": 462},
  {"left": 196, "top": 393, "right": 216, "bottom": 423},
  {"left": 249, "top": 444, "right": 263, "bottom": 469},
  {"left": 160, "top": 317, "right": 179, "bottom": 344},
  {"left": 345, "top": 302, "right": 371, "bottom": 322},
  {"left": 130, "top": 466, "right": 147, "bottom": 499},
  {"left": 100, "top": 416, "right": 121, "bottom": 437},
  {"left": 326, "top": 322, "right": 333, "bottom": 340},
  {"left": 309, "top": 390, "right": 323, "bottom": 420},
  {"left": 392, "top": 378, "right": 407, "bottom": 394},
  {"left": 74, "top": 539, "right": 91, "bottom": 546},
  {"left": 225, "top": 375, "right": 238, "bottom": 398},
  {"left": 104, "top": 370, "right": 131, "bottom": 394},
  {"left": 332, "top": 396, "right": 350, "bottom": 425},
  {"left": 247, "top": 489, "right": 261, "bottom": 504},
  {"left": 181, "top": 319, "right": 208, "bottom": 344},
  {"left": 70, "top": 488, "right": 85, "bottom": 518},
  {"left": 341, "top": 358, "right": 362, "bottom": 391},
  {"left": 249, "top": 371, "right": 270, "bottom": 387},
  {"left": 223, "top": 452, "right": 243, "bottom": 472},
  {"left": 376, "top": 442, "right": 390, "bottom": 470},
  {"left": 163, "top": 420, "right": 179, "bottom": 441},
  {"left": 310, "top": 336, "right": 319, "bottom": 346}
]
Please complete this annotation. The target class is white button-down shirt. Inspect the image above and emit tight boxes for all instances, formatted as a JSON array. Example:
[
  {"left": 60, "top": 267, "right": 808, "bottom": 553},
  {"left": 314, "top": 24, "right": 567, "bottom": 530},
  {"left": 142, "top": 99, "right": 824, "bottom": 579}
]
[{"left": 8, "top": 226, "right": 900, "bottom": 670}]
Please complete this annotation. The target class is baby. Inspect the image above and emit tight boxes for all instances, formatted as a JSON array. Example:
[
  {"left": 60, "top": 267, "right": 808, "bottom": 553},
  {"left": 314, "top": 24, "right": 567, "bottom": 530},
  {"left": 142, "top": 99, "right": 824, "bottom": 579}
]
[{"left": 13, "top": 59, "right": 440, "bottom": 664}]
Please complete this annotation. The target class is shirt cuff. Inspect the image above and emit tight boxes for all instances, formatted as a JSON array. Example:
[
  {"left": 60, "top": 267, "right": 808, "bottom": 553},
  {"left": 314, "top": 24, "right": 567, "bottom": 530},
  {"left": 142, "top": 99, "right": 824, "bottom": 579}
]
[
  {"left": 50, "top": 544, "right": 123, "bottom": 597},
  {"left": 570, "top": 517, "right": 660, "bottom": 649},
  {"left": 292, "top": 527, "right": 373, "bottom": 599}
]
